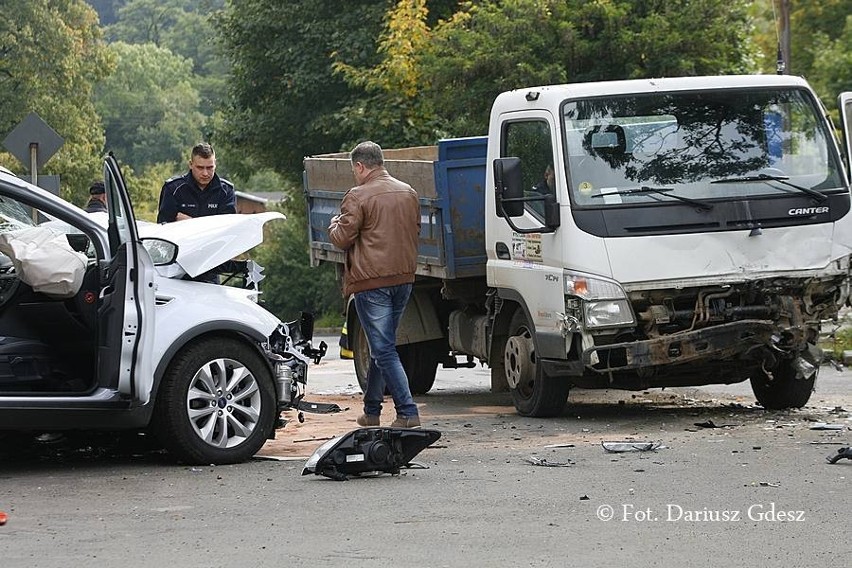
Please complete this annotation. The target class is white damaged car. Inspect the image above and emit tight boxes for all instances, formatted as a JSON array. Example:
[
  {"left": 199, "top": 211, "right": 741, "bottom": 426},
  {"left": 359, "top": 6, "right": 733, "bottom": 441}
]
[{"left": 0, "top": 155, "right": 325, "bottom": 464}]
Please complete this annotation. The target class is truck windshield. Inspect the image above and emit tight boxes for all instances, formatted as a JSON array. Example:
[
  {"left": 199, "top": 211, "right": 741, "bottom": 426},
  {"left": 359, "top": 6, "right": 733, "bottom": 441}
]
[{"left": 562, "top": 88, "right": 845, "bottom": 207}]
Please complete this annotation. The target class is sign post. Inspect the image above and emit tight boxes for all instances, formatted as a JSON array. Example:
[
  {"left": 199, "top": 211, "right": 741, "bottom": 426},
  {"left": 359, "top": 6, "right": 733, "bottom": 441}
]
[{"left": 2, "top": 112, "right": 65, "bottom": 219}]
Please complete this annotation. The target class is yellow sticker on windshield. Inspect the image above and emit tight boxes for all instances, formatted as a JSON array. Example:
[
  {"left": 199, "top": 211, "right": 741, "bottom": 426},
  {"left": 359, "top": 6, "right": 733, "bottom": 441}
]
[{"left": 578, "top": 181, "right": 593, "bottom": 195}]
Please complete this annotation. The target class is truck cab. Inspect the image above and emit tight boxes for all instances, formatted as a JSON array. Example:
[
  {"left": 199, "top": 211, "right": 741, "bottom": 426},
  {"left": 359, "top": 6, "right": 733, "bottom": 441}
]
[{"left": 488, "top": 75, "right": 852, "bottom": 414}]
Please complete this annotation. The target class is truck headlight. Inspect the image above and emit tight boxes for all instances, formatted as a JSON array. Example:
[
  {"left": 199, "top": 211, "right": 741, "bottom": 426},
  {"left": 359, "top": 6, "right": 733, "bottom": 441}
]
[
  {"left": 584, "top": 299, "right": 634, "bottom": 328},
  {"left": 563, "top": 270, "right": 635, "bottom": 329},
  {"left": 563, "top": 270, "right": 627, "bottom": 300}
]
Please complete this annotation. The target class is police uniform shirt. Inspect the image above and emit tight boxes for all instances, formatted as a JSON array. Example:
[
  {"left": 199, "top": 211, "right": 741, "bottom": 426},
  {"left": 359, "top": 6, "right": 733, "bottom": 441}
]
[{"left": 156, "top": 171, "right": 236, "bottom": 223}]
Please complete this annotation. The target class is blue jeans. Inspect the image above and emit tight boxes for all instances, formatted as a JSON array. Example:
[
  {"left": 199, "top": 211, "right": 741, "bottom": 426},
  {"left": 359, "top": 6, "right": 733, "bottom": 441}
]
[{"left": 354, "top": 284, "right": 418, "bottom": 419}]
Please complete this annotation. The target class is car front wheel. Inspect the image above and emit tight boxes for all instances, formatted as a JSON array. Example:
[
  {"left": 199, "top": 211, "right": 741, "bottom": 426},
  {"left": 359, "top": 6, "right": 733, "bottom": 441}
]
[{"left": 153, "top": 337, "right": 276, "bottom": 465}]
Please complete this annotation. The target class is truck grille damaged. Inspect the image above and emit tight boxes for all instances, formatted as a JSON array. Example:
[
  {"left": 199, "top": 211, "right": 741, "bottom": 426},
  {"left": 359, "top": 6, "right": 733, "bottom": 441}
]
[{"left": 582, "top": 276, "right": 847, "bottom": 373}]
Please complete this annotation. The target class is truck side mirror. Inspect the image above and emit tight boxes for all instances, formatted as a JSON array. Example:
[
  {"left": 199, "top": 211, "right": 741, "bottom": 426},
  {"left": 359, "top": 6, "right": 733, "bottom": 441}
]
[
  {"left": 840, "top": 92, "right": 852, "bottom": 183},
  {"left": 494, "top": 157, "right": 524, "bottom": 218},
  {"left": 543, "top": 194, "right": 561, "bottom": 229}
]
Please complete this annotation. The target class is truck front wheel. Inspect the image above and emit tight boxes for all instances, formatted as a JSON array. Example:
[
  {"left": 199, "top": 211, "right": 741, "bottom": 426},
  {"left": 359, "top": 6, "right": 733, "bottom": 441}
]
[
  {"left": 749, "top": 349, "right": 817, "bottom": 409},
  {"left": 504, "top": 310, "right": 570, "bottom": 417}
]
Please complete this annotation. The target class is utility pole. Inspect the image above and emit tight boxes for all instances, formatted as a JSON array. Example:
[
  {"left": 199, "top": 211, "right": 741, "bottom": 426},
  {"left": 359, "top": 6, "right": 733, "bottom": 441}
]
[{"left": 778, "top": 0, "right": 791, "bottom": 74}]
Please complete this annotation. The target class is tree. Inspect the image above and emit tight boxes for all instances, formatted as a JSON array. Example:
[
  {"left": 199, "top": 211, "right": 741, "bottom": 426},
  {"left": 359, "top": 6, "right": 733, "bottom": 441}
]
[
  {"left": 93, "top": 41, "right": 205, "bottom": 172},
  {"left": 330, "top": 0, "right": 442, "bottom": 148},
  {"left": 810, "top": 14, "right": 852, "bottom": 124},
  {"left": 751, "top": 1, "right": 852, "bottom": 120},
  {"left": 218, "top": 0, "right": 397, "bottom": 180},
  {"left": 107, "top": 0, "right": 229, "bottom": 116},
  {"left": 419, "top": 0, "right": 756, "bottom": 137},
  {"left": 0, "top": 0, "right": 113, "bottom": 205}
]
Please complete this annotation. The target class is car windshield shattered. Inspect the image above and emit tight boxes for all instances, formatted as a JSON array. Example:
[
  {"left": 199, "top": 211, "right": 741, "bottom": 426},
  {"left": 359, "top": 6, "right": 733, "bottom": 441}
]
[{"left": 563, "top": 87, "right": 846, "bottom": 207}]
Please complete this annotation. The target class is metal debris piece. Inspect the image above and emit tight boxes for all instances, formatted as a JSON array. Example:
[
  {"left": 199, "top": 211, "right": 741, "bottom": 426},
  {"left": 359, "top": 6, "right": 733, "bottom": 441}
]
[
  {"left": 693, "top": 420, "right": 736, "bottom": 429},
  {"left": 809, "top": 423, "right": 845, "bottom": 430},
  {"left": 601, "top": 441, "right": 664, "bottom": 453},
  {"left": 826, "top": 447, "right": 852, "bottom": 464},
  {"left": 252, "top": 455, "right": 309, "bottom": 462},
  {"left": 544, "top": 443, "right": 576, "bottom": 448},
  {"left": 525, "top": 456, "right": 574, "bottom": 467}
]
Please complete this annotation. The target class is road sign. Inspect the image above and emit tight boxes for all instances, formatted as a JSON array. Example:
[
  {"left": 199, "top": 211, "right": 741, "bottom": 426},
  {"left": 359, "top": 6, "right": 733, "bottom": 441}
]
[{"left": 2, "top": 112, "right": 64, "bottom": 171}]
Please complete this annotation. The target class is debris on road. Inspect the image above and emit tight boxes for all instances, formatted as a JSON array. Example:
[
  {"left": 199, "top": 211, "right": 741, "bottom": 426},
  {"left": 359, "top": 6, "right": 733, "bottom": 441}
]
[
  {"left": 809, "top": 422, "right": 846, "bottom": 430},
  {"left": 694, "top": 420, "right": 736, "bottom": 429},
  {"left": 826, "top": 447, "right": 852, "bottom": 464},
  {"left": 525, "top": 456, "right": 574, "bottom": 467},
  {"left": 601, "top": 441, "right": 664, "bottom": 453},
  {"left": 0, "top": 511, "right": 7, "bottom": 526}
]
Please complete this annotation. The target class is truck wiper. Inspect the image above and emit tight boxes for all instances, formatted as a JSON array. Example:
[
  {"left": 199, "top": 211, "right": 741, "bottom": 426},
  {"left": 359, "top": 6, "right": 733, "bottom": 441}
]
[
  {"left": 710, "top": 173, "right": 827, "bottom": 203},
  {"left": 591, "top": 186, "right": 713, "bottom": 211}
]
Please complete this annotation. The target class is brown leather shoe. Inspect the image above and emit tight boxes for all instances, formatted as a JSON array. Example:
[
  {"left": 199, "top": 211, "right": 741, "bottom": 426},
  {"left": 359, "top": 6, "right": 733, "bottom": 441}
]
[
  {"left": 357, "top": 414, "right": 380, "bottom": 427},
  {"left": 390, "top": 415, "right": 421, "bottom": 428}
]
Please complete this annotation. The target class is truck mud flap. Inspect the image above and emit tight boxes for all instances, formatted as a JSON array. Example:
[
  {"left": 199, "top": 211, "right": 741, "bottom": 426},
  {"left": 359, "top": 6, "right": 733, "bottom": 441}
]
[{"left": 582, "top": 320, "right": 777, "bottom": 372}]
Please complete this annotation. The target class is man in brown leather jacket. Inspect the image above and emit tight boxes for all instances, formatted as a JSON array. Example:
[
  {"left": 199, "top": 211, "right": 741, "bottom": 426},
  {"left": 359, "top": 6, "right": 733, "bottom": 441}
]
[{"left": 328, "top": 141, "right": 421, "bottom": 428}]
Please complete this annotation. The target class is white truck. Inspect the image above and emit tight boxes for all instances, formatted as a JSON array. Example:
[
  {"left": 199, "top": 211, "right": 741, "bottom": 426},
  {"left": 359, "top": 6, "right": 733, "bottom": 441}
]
[{"left": 306, "top": 75, "right": 852, "bottom": 417}]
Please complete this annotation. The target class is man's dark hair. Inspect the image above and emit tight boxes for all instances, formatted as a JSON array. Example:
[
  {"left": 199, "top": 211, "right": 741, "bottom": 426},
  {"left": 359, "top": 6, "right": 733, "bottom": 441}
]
[
  {"left": 89, "top": 180, "right": 105, "bottom": 195},
  {"left": 191, "top": 142, "right": 215, "bottom": 159},
  {"left": 350, "top": 141, "right": 384, "bottom": 168}
]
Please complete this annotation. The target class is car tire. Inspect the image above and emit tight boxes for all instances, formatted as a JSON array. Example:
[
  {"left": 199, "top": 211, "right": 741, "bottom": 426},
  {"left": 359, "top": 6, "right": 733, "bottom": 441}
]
[{"left": 153, "top": 337, "right": 276, "bottom": 465}]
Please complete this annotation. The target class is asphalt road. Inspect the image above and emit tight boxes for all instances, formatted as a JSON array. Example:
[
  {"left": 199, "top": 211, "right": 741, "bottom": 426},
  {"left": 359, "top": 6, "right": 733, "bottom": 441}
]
[{"left": 0, "top": 334, "right": 849, "bottom": 567}]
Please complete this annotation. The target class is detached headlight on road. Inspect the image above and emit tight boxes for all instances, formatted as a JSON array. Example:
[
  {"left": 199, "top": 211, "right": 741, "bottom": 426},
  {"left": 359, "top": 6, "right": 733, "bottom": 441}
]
[
  {"left": 302, "top": 427, "right": 441, "bottom": 481},
  {"left": 563, "top": 270, "right": 635, "bottom": 329}
]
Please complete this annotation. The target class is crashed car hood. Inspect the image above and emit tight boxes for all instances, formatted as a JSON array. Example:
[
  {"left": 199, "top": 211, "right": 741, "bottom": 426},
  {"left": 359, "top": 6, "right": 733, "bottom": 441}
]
[{"left": 137, "top": 212, "right": 285, "bottom": 277}]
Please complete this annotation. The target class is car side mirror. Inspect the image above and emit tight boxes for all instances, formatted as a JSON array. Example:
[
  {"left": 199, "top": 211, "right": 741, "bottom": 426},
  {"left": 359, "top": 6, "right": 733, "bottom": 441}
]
[{"left": 141, "top": 237, "right": 178, "bottom": 266}]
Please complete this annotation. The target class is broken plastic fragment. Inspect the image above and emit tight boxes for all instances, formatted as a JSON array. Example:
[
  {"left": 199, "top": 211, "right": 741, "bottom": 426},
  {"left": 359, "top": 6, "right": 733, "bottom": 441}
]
[
  {"left": 602, "top": 441, "right": 664, "bottom": 453},
  {"left": 525, "top": 456, "right": 573, "bottom": 467},
  {"left": 826, "top": 447, "right": 852, "bottom": 464},
  {"left": 809, "top": 423, "right": 845, "bottom": 430}
]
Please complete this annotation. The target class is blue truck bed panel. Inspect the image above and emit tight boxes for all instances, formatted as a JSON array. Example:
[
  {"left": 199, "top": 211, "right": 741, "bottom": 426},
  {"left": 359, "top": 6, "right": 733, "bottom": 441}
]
[{"left": 305, "top": 137, "right": 488, "bottom": 280}]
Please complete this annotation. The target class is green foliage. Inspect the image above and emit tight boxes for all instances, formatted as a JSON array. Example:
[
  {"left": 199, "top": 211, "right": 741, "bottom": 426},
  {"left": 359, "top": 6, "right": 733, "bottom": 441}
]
[
  {"left": 823, "top": 324, "right": 852, "bottom": 358},
  {"left": 0, "top": 0, "right": 114, "bottom": 205},
  {"left": 418, "top": 0, "right": 757, "bottom": 137},
  {"left": 329, "top": 0, "right": 443, "bottom": 148},
  {"left": 217, "top": 0, "right": 393, "bottom": 180},
  {"left": 252, "top": 201, "right": 342, "bottom": 323},
  {"left": 751, "top": 0, "right": 852, "bottom": 120},
  {"left": 809, "top": 14, "right": 852, "bottom": 125},
  {"left": 106, "top": 0, "right": 229, "bottom": 115},
  {"left": 93, "top": 41, "right": 205, "bottom": 172}
]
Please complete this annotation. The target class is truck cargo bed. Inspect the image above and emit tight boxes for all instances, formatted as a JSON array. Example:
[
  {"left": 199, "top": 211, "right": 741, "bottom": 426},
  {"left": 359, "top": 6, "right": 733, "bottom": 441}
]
[{"left": 305, "top": 137, "right": 488, "bottom": 280}]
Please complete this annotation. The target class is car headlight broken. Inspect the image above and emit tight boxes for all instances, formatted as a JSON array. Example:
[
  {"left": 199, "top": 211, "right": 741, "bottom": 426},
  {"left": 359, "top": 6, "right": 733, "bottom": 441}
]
[{"left": 302, "top": 427, "right": 441, "bottom": 480}]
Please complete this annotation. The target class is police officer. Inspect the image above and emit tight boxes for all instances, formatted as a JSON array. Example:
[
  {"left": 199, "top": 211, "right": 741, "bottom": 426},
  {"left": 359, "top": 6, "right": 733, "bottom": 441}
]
[
  {"left": 84, "top": 180, "right": 107, "bottom": 213},
  {"left": 156, "top": 142, "right": 236, "bottom": 223}
]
